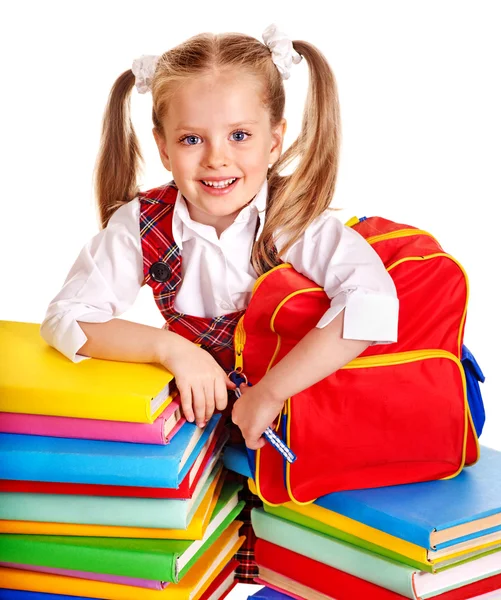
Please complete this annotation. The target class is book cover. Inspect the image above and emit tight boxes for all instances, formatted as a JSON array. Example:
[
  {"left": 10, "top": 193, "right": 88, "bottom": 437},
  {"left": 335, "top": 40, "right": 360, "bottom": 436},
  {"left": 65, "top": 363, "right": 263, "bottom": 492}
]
[
  {"left": 0, "top": 414, "right": 220, "bottom": 488},
  {"left": 0, "top": 398, "right": 184, "bottom": 445},
  {"left": 315, "top": 446, "right": 501, "bottom": 549},
  {"left": 0, "top": 481, "right": 244, "bottom": 582},
  {"left": 0, "top": 562, "right": 170, "bottom": 590},
  {"left": 0, "top": 320, "right": 176, "bottom": 423},
  {"left": 0, "top": 523, "right": 245, "bottom": 600},
  {"left": 0, "top": 591, "right": 91, "bottom": 599},
  {"left": 0, "top": 420, "right": 227, "bottom": 498}
]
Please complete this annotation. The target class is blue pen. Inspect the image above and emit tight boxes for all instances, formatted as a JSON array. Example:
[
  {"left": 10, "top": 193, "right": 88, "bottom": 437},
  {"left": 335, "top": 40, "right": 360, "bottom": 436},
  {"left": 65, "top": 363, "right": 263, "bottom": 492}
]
[{"left": 229, "top": 371, "right": 297, "bottom": 464}]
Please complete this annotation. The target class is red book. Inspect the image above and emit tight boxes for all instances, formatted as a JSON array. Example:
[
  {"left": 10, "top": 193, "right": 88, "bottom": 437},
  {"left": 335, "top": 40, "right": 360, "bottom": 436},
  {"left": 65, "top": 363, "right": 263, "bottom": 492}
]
[
  {"left": 0, "top": 421, "right": 227, "bottom": 499},
  {"left": 255, "top": 540, "right": 501, "bottom": 600}
]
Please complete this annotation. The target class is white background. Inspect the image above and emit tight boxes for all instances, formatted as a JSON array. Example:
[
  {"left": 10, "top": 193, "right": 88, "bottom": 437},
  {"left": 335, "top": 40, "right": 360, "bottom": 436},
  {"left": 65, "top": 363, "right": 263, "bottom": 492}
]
[{"left": 1, "top": 2, "right": 500, "bottom": 598}]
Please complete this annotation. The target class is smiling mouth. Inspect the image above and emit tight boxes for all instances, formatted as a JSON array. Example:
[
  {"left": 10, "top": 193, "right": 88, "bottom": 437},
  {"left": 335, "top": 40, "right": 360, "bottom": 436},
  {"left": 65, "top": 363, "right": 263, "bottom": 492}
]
[{"left": 200, "top": 178, "right": 239, "bottom": 189}]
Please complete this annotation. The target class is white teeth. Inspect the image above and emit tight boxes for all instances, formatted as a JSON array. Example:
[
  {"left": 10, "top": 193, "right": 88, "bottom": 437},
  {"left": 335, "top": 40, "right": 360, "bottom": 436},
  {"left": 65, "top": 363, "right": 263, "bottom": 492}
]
[{"left": 202, "top": 178, "right": 237, "bottom": 188}]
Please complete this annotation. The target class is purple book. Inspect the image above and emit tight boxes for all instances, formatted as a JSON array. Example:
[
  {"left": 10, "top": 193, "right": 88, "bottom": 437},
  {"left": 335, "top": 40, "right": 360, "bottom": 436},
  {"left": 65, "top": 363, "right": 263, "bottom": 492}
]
[{"left": 0, "top": 562, "right": 169, "bottom": 590}]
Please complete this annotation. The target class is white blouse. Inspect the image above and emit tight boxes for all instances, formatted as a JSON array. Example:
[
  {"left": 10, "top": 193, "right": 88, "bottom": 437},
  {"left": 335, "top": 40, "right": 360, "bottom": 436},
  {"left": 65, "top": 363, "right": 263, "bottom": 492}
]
[{"left": 40, "top": 178, "right": 399, "bottom": 362}]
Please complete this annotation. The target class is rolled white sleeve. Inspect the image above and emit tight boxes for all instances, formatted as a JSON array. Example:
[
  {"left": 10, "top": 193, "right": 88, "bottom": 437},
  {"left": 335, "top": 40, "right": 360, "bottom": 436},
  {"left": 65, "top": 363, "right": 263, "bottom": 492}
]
[
  {"left": 40, "top": 200, "right": 144, "bottom": 362},
  {"left": 277, "top": 211, "right": 399, "bottom": 345}
]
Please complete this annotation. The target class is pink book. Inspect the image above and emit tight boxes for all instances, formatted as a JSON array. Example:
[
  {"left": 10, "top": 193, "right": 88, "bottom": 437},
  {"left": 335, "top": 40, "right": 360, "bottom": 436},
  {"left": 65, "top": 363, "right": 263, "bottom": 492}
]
[
  {"left": 0, "top": 398, "right": 184, "bottom": 445},
  {"left": 0, "top": 562, "right": 169, "bottom": 590}
]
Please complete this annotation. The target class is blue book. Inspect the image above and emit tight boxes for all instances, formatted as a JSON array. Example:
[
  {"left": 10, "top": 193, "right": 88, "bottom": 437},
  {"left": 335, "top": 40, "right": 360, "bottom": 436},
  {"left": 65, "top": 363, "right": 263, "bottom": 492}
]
[
  {"left": 0, "top": 414, "right": 220, "bottom": 488},
  {"left": 223, "top": 444, "right": 250, "bottom": 478},
  {"left": 248, "top": 587, "right": 294, "bottom": 600},
  {"left": 0, "top": 591, "right": 87, "bottom": 600},
  {"left": 224, "top": 444, "right": 501, "bottom": 549}
]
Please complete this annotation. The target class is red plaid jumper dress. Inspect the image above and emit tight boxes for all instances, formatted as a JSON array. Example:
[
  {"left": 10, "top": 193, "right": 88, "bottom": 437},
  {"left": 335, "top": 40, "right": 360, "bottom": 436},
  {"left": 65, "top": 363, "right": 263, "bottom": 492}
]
[{"left": 139, "top": 181, "right": 262, "bottom": 583}]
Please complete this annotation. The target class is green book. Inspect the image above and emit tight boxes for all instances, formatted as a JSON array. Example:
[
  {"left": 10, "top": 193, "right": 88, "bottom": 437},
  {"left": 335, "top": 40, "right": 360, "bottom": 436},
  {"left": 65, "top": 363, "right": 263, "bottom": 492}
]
[
  {"left": 266, "top": 504, "right": 431, "bottom": 572},
  {"left": 0, "top": 481, "right": 243, "bottom": 583}
]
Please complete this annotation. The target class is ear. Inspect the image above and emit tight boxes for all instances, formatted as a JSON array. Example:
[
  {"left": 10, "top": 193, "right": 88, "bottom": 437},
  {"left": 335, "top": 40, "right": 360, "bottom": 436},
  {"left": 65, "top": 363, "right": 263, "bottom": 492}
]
[
  {"left": 152, "top": 128, "right": 172, "bottom": 172},
  {"left": 269, "top": 118, "right": 287, "bottom": 165}
]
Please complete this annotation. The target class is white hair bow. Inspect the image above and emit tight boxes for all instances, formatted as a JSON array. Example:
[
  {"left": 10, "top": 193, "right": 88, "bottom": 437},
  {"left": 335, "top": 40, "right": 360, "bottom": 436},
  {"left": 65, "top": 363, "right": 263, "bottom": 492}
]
[
  {"left": 262, "top": 23, "right": 302, "bottom": 80},
  {"left": 131, "top": 54, "right": 160, "bottom": 94}
]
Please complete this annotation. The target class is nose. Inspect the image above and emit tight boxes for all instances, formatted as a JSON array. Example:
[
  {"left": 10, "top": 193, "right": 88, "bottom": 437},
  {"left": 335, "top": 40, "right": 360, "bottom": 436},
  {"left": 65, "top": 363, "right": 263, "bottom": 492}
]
[{"left": 203, "top": 141, "right": 229, "bottom": 169}]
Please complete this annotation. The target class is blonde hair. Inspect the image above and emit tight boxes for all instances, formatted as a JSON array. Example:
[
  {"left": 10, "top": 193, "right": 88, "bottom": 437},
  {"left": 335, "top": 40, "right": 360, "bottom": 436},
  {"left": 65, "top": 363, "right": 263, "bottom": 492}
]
[{"left": 94, "top": 32, "right": 341, "bottom": 276}]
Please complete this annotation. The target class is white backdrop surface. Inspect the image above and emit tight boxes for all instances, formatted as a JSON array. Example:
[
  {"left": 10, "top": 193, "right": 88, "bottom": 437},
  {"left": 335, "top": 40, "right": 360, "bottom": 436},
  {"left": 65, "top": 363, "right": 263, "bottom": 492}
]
[{"left": 1, "top": 2, "right": 500, "bottom": 598}]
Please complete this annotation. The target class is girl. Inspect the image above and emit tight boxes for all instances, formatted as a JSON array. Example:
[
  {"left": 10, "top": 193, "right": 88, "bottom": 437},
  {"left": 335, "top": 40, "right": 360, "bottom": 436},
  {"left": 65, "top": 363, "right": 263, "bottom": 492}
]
[{"left": 41, "top": 24, "right": 399, "bottom": 581}]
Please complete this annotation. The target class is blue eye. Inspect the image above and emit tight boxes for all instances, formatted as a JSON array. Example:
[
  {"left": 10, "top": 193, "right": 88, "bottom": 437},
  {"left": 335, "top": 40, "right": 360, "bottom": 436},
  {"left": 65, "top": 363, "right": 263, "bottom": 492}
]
[
  {"left": 181, "top": 135, "right": 201, "bottom": 146},
  {"left": 232, "top": 130, "right": 250, "bottom": 142}
]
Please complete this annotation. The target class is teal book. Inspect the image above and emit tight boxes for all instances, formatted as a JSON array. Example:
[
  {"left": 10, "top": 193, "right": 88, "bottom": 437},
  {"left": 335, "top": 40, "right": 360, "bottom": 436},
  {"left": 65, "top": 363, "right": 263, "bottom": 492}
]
[
  {"left": 0, "top": 482, "right": 244, "bottom": 583},
  {"left": 0, "top": 458, "right": 222, "bottom": 530}
]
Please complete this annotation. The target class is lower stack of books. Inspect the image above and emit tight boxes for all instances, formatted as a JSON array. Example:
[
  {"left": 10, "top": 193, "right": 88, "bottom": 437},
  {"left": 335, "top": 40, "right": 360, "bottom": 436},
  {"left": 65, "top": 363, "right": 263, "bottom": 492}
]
[
  {"left": 224, "top": 444, "right": 501, "bottom": 600},
  {"left": 0, "top": 320, "right": 245, "bottom": 600}
]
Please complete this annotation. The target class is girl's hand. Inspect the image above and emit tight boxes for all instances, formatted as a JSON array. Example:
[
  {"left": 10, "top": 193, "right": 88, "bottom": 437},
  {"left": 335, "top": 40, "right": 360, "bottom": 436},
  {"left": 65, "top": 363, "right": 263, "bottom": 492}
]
[
  {"left": 158, "top": 336, "right": 236, "bottom": 427},
  {"left": 231, "top": 383, "right": 285, "bottom": 450}
]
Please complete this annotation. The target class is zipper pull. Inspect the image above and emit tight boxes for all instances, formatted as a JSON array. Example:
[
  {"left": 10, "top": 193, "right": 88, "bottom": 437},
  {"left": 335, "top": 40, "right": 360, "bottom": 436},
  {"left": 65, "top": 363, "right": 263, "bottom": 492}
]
[{"left": 234, "top": 316, "right": 246, "bottom": 372}]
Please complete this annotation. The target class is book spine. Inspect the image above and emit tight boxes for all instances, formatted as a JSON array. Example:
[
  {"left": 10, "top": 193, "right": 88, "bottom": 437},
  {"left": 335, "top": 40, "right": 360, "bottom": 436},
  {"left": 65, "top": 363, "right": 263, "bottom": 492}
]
[
  {"left": 0, "top": 493, "right": 189, "bottom": 529},
  {"left": 166, "top": 418, "right": 186, "bottom": 443},
  {"left": 0, "top": 535, "right": 177, "bottom": 582}
]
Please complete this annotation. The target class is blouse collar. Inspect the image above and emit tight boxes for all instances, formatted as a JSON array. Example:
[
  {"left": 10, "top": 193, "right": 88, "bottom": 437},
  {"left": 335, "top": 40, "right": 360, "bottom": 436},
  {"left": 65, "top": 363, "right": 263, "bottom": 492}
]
[{"left": 172, "top": 178, "right": 268, "bottom": 248}]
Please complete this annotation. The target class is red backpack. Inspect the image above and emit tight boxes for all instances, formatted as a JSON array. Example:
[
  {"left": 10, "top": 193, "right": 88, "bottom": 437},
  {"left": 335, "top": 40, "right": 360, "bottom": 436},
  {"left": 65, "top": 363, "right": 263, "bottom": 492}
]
[{"left": 235, "top": 216, "right": 483, "bottom": 505}]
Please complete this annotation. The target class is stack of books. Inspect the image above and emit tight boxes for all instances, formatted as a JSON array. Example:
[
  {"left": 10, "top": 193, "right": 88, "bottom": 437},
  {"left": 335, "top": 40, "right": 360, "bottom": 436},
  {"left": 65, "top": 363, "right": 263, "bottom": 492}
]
[
  {"left": 0, "top": 320, "right": 244, "bottom": 600},
  {"left": 224, "top": 444, "right": 501, "bottom": 600}
]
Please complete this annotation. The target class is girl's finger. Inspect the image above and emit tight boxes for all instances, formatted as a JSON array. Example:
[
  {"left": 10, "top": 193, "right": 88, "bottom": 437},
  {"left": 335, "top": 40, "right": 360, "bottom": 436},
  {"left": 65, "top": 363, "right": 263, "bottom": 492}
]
[
  {"left": 178, "top": 383, "right": 194, "bottom": 423},
  {"left": 192, "top": 385, "right": 206, "bottom": 427},
  {"left": 225, "top": 376, "right": 237, "bottom": 390},
  {"left": 245, "top": 435, "right": 266, "bottom": 450},
  {"left": 215, "top": 377, "right": 228, "bottom": 411},
  {"left": 204, "top": 381, "right": 215, "bottom": 423}
]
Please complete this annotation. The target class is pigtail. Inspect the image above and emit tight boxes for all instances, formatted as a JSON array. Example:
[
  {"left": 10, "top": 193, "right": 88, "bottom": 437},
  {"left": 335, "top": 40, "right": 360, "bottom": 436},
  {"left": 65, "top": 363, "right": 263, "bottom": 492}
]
[
  {"left": 252, "top": 40, "right": 342, "bottom": 275},
  {"left": 93, "top": 69, "right": 144, "bottom": 229}
]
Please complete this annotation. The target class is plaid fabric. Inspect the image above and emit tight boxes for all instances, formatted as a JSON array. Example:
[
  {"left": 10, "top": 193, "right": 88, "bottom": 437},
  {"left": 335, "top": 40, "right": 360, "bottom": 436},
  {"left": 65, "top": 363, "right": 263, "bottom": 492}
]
[
  {"left": 224, "top": 398, "right": 262, "bottom": 583},
  {"left": 138, "top": 181, "right": 244, "bottom": 373},
  {"left": 138, "top": 181, "right": 264, "bottom": 582},
  {"left": 229, "top": 470, "right": 263, "bottom": 583}
]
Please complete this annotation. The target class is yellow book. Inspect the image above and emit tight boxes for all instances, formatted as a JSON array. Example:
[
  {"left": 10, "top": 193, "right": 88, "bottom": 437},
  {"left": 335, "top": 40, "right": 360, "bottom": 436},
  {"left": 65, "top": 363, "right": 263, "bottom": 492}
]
[
  {"left": 0, "top": 521, "right": 245, "bottom": 600},
  {"left": 0, "top": 464, "right": 224, "bottom": 539},
  {"left": 0, "top": 320, "right": 176, "bottom": 423}
]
